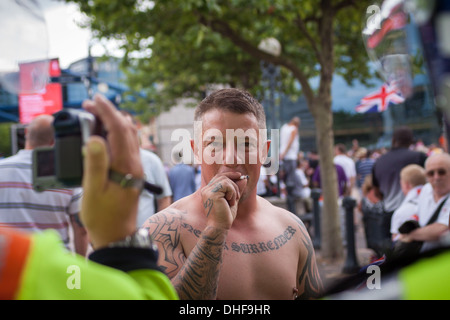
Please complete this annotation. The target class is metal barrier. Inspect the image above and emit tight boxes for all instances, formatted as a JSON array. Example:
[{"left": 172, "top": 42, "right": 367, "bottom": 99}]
[
  {"left": 273, "top": 190, "right": 361, "bottom": 271},
  {"left": 298, "top": 192, "right": 361, "bottom": 273},
  {"left": 295, "top": 189, "right": 321, "bottom": 249},
  {"left": 310, "top": 189, "right": 322, "bottom": 249},
  {"left": 342, "top": 197, "right": 360, "bottom": 274}
]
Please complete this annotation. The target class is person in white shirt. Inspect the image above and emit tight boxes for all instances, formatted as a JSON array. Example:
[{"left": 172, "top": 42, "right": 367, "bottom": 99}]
[
  {"left": 398, "top": 153, "right": 450, "bottom": 252},
  {"left": 256, "top": 166, "right": 268, "bottom": 196},
  {"left": 279, "top": 116, "right": 301, "bottom": 215},
  {"left": 119, "top": 110, "right": 173, "bottom": 227},
  {"left": 390, "top": 164, "right": 426, "bottom": 241},
  {"left": 137, "top": 148, "right": 172, "bottom": 227},
  {"left": 294, "top": 159, "right": 311, "bottom": 199},
  {"left": 333, "top": 143, "right": 357, "bottom": 197}
]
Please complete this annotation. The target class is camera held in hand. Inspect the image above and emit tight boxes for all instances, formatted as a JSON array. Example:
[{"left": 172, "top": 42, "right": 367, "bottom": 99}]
[{"left": 32, "top": 109, "right": 104, "bottom": 192}]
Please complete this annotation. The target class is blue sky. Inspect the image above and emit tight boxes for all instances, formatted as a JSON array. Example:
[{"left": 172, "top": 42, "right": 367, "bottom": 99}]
[
  {"left": 330, "top": 75, "right": 384, "bottom": 112},
  {"left": 42, "top": 0, "right": 123, "bottom": 69}
]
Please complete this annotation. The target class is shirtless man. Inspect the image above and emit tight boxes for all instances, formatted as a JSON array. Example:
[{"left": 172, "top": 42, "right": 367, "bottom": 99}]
[{"left": 144, "top": 88, "right": 323, "bottom": 300}]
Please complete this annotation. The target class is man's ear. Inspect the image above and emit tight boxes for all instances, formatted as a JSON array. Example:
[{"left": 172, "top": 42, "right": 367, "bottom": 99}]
[
  {"left": 260, "top": 140, "right": 271, "bottom": 164},
  {"left": 191, "top": 139, "right": 201, "bottom": 164}
]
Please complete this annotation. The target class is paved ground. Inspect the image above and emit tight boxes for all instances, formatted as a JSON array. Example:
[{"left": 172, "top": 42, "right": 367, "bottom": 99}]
[{"left": 315, "top": 219, "right": 375, "bottom": 290}]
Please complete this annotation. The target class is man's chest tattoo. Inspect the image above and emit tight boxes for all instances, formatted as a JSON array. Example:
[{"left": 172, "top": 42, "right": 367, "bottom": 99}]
[{"left": 182, "top": 222, "right": 297, "bottom": 254}]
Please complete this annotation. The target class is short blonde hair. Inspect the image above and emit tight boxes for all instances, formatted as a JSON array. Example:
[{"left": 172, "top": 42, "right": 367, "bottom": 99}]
[
  {"left": 194, "top": 88, "right": 266, "bottom": 129},
  {"left": 400, "top": 164, "right": 426, "bottom": 187}
]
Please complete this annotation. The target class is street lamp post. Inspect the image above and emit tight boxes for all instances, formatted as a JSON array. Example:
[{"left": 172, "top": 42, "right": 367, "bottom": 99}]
[
  {"left": 260, "top": 61, "right": 281, "bottom": 130},
  {"left": 259, "top": 38, "right": 282, "bottom": 196},
  {"left": 259, "top": 38, "right": 282, "bottom": 130}
]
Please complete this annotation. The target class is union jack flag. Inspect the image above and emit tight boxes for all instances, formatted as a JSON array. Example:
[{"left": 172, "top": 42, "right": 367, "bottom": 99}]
[{"left": 355, "top": 83, "right": 405, "bottom": 113}]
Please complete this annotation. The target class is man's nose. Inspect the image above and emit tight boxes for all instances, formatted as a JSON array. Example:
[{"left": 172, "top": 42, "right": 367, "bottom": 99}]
[{"left": 224, "top": 145, "right": 239, "bottom": 166}]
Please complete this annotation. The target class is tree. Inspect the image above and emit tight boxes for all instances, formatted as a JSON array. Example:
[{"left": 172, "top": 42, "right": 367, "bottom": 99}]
[{"left": 67, "top": 0, "right": 374, "bottom": 259}]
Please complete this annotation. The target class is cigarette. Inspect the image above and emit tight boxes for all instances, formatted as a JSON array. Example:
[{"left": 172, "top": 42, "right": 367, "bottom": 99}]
[{"left": 239, "top": 175, "right": 249, "bottom": 180}]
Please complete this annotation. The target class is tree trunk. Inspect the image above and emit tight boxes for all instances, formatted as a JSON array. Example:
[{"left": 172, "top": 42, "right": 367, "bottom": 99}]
[
  {"left": 309, "top": 0, "right": 343, "bottom": 260},
  {"left": 312, "top": 96, "right": 344, "bottom": 260}
]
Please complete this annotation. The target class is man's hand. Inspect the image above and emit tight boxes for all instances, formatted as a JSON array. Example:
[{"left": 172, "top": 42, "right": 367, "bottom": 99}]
[
  {"left": 80, "top": 94, "right": 144, "bottom": 249},
  {"left": 397, "top": 233, "right": 414, "bottom": 243},
  {"left": 200, "top": 172, "right": 246, "bottom": 230}
]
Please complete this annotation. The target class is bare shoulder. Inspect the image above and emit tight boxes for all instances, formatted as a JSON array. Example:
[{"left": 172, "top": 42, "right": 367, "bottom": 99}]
[
  {"left": 142, "top": 204, "right": 191, "bottom": 277},
  {"left": 257, "top": 197, "right": 323, "bottom": 298},
  {"left": 257, "top": 196, "right": 315, "bottom": 257},
  {"left": 144, "top": 205, "right": 181, "bottom": 230},
  {"left": 143, "top": 195, "right": 203, "bottom": 240},
  {"left": 144, "top": 195, "right": 195, "bottom": 227},
  {"left": 257, "top": 196, "right": 309, "bottom": 233}
]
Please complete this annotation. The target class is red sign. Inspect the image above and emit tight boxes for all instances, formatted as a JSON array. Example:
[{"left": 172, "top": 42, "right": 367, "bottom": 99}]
[{"left": 18, "top": 58, "right": 63, "bottom": 124}]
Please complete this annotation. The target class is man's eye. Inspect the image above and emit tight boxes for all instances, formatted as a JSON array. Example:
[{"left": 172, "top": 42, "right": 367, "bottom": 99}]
[
  {"left": 240, "top": 141, "right": 257, "bottom": 149},
  {"left": 209, "top": 141, "right": 223, "bottom": 148}
]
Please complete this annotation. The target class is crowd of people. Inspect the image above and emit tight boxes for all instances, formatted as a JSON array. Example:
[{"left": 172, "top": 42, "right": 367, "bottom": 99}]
[
  {"left": 266, "top": 124, "right": 450, "bottom": 264},
  {"left": 1, "top": 88, "right": 450, "bottom": 300}
]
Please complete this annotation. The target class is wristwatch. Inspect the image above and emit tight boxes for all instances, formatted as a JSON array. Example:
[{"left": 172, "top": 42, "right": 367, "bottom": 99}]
[
  {"left": 91, "top": 228, "right": 160, "bottom": 273},
  {"left": 107, "top": 228, "right": 158, "bottom": 251}
]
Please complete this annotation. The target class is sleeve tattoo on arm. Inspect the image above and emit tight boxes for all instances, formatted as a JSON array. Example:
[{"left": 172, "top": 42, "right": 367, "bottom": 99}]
[
  {"left": 146, "top": 209, "right": 227, "bottom": 300},
  {"left": 172, "top": 226, "right": 226, "bottom": 300},
  {"left": 145, "top": 211, "right": 186, "bottom": 277},
  {"left": 290, "top": 215, "right": 324, "bottom": 299}
]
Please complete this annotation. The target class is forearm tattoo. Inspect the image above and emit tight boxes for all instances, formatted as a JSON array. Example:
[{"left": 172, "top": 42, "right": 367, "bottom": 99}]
[
  {"left": 146, "top": 210, "right": 226, "bottom": 299},
  {"left": 172, "top": 226, "right": 226, "bottom": 300}
]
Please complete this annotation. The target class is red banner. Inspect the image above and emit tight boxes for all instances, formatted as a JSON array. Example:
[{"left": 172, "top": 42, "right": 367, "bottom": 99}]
[{"left": 18, "top": 58, "right": 63, "bottom": 124}]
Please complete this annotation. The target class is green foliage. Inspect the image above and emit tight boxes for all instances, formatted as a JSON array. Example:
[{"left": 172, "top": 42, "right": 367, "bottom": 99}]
[
  {"left": 0, "top": 123, "right": 12, "bottom": 157},
  {"left": 65, "top": 0, "right": 374, "bottom": 115}
]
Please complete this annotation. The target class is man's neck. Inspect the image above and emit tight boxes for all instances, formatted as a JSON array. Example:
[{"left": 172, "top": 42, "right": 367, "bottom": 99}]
[
  {"left": 434, "top": 192, "right": 449, "bottom": 203},
  {"left": 234, "top": 192, "right": 258, "bottom": 223}
]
